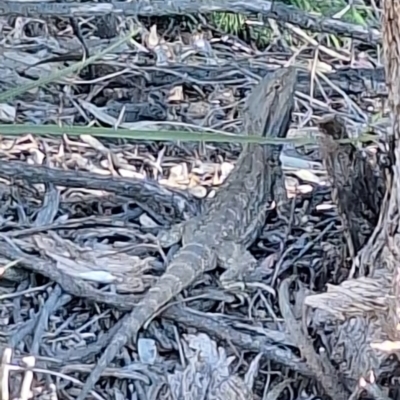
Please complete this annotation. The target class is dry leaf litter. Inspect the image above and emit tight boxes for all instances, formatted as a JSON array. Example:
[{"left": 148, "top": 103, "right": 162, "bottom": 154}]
[{"left": 0, "top": 5, "right": 398, "bottom": 400}]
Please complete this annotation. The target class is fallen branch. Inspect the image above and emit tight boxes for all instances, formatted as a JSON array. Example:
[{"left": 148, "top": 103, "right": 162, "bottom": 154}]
[
  {"left": 146, "top": 65, "right": 386, "bottom": 98},
  {"left": 0, "top": 238, "right": 311, "bottom": 378},
  {"left": 0, "top": 0, "right": 381, "bottom": 44},
  {"left": 0, "top": 47, "right": 387, "bottom": 101},
  {"left": 0, "top": 160, "right": 200, "bottom": 223}
]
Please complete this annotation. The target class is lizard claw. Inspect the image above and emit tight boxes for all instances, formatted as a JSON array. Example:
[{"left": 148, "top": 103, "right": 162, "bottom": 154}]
[
  {"left": 220, "top": 276, "right": 247, "bottom": 292},
  {"left": 219, "top": 249, "right": 257, "bottom": 290}
]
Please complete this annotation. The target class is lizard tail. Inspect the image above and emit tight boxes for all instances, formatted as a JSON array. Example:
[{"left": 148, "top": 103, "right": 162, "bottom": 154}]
[{"left": 77, "top": 242, "right": 215, "bottom": 400}]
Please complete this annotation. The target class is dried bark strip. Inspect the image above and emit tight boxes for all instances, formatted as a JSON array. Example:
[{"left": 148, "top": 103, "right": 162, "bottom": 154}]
[
  {"left": 279, "top": 277, "right": 348, "bottom": 399},
  {"left": 318, "top": 115, "right": 385, "bottom": 260},
  {"left": 0, "top": 0, "right": 381, "bottom": 44}
]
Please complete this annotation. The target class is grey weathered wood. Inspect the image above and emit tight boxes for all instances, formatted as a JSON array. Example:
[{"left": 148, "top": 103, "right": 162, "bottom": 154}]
[{"left": 0, "top": 0, "right": 381, "bottom": 44}]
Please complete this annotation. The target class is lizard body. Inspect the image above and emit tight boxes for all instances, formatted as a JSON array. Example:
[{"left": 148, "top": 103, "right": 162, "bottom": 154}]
[{"left": 77, "top": 67, "right": 296, "bottom": 399}]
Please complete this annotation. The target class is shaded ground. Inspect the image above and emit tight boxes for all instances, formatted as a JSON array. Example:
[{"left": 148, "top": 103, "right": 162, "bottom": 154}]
[{"left": 0, "top": 2, "right": 398, "bottom": 400}]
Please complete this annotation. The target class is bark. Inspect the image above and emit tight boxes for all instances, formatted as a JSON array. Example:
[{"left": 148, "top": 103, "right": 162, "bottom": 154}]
[{"left": 382, "top": 0, "right": 400, "bottom": 342}]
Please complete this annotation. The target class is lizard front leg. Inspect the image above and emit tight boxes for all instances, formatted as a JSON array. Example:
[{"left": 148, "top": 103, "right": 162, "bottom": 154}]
[
  {"left": 217, "top": 241, "right": 258, "bottom": 290},
  {"left": 157, "top": 216, "right": 201, "bottom": 247},
  {"left": 157, "top": 222, "right": 185, "bottom": 247}
]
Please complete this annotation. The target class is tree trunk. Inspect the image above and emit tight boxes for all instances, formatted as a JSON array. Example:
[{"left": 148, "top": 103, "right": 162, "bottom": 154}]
[
  {"left": 302, "top": 2, "right": 400, "bottom": 395},
  {"left": 382, "top": 0, "right": 400, "bottom": 342}
]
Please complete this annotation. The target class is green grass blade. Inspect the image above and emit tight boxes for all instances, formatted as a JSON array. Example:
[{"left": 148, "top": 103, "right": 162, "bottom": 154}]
[
  {"left": 0, "top": 124, "right": 378, "bottom": 146},
  {"left": 0, "top": 28, "right": 138, "bottom": 102}
]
